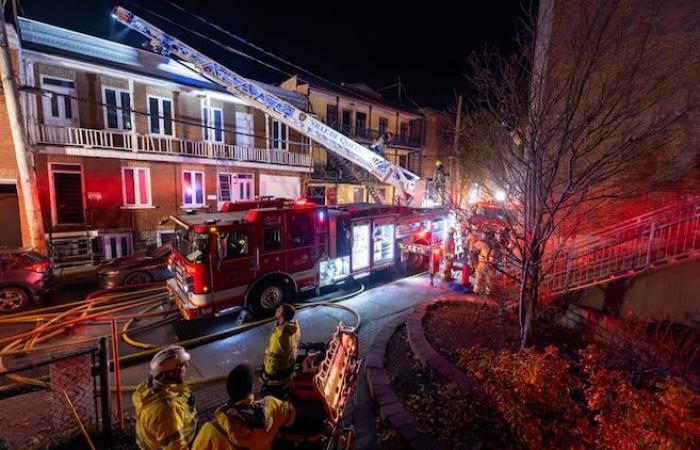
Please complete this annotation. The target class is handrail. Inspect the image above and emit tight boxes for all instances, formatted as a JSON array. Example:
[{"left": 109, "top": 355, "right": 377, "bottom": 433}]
[{"left": 31, "top": 124, "right": 311, "bottom": 167}]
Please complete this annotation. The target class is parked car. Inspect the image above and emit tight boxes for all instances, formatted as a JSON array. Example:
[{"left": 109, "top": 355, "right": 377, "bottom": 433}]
[
  {"left": 0, "top": 249, "right": 54, "bottom": 313},
  {"left": 96, "top": 245, "right": 173, "bottom": 289}
]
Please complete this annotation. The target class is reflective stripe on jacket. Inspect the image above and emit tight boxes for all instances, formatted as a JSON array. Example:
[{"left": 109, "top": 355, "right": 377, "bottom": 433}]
[
  {"left": 191, "top": 395, "right": 296, "bottom": 450},
  {"left": 133, "top": 378, "right": 198, "bottom": 450}
]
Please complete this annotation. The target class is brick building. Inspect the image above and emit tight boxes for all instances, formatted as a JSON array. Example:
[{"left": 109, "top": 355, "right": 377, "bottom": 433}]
[{"left": 3, "top": 17, "right": 312, "bottom": 266}]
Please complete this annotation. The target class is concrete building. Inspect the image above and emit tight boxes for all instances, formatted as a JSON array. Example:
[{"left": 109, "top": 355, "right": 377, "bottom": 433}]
[{"left": 1, "top": 17, "right": 313, "bottom": 266}]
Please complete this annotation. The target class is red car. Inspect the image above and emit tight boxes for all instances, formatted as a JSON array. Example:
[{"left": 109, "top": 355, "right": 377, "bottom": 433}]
[{"left": 0, "top": 249, "right": 54, "bottom": 313}]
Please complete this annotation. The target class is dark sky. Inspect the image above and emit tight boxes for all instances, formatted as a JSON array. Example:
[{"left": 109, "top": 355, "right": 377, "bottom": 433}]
[{"left": 17, "top": 0, "right": 524, "bottom": 109}]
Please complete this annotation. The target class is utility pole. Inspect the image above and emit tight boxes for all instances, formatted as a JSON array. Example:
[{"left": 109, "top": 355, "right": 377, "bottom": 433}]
[
  {"left": 452, "top": 95, "right": 463, "bottom": 207},
  {"left": 0, "top": 8, "right": 46, "bottom": 252}
]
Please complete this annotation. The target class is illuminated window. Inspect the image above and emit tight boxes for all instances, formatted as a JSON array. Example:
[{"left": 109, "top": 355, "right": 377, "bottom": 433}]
[
  {"left": 235, "top": 111, "right": 254, "bottom": 147},
  {"left": 122, "top": 167, "right": 151, "bottom": 208},
  {"left": 103, "top": 87, "right": 132, "bottom": 130},
  {"left": 182, "top": 170, "right": 205, "bottom": 206},
  {"left": 147, "top": 95, "right": 174, "bottom": 136},
  {"left": 378, "top": 117, "right": 389, "bottom": 134},
  {"left": 271, "top": 119, "right": 288, "bottom": 150},
  {"left": 202, "top": 106, "right": 223, "bottom": 142}
]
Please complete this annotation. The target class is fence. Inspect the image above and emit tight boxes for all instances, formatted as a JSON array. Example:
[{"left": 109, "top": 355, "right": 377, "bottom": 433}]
[{"left": 0, "top": 343, "right": 110, "bottom": 449}]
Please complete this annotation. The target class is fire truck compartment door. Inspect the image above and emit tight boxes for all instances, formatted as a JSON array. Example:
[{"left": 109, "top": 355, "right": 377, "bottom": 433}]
[
  {"left": 211, "top": 226, "right": 257, "bottom": 308},
  {"left": 351, "top": 221, "right": 371, "bottom": 272}
]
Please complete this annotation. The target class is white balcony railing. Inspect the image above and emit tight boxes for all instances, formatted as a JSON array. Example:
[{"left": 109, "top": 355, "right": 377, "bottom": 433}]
[{"left": 31, "top": 124, "right": 311, "bottom": 167}]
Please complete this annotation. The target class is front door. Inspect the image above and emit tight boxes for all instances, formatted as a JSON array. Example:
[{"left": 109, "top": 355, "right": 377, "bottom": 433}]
[
  {"left": 51, "top": 164, "right": 84, "bottom": 225},
  {"left": 0, "top": 183, "right": 21, "bottom": 247},
  {"left": 40, "top": 76, "right": 79, "bottom": 128},
  {"left": 212, "top": 225, "right": 257, "bottom": 311}
]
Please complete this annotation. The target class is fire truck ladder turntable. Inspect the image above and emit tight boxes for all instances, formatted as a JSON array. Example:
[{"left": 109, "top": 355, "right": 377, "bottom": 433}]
[{"left": 112, "top": 7, "right": 419, "bottom": 203}]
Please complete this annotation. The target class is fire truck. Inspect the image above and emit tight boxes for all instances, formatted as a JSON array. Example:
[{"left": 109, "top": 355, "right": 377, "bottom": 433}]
[{"left": 168, "top": 198, "right": 448, "bottom": 319}]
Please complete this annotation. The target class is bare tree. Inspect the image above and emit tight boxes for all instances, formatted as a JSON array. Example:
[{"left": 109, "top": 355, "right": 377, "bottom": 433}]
[{"left": 464, "top": 0, "right": 697, "bottom": 348}]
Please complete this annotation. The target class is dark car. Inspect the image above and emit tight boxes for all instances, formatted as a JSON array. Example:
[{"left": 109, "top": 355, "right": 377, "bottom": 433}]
[
  {"left": 96, "top": 245, "right": 173, "bottom": 289},
  {"left": 0, "top": 249, "right": 54, "bottom": 313}
]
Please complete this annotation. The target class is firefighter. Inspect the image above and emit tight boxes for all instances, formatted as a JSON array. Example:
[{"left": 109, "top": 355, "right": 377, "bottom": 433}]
[
  {"left": 441, "top": 227, "right": 456, "bottom": 281},
  {"left": 260, "top": 304, "right": 301, "bottom": 400},
  {"left": 370, "top": 132, "right": 391, "bottom": 157},
  {"left": 434, "top": 160, "right": 448, "bottom": 203},
  {"left": 473, "top": 233, "right": 493, "bottom": 295},
  {"left": 192, "top": 364, "right": 296, "bottom": 450},
  {"left": 133, "top": 345, "right": 198, "bottom": 450}
]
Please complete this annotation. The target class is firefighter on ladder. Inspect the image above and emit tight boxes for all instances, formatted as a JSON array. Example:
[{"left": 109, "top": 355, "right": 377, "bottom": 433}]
[
  {"left": 441, "top": 227, "right": 456, "bottom": 281},
  {"left": 133, "top": 346, "right": 198, "bottom": 450},
  {"left": 434, "top": 160, "right": 448, "bottom": 205}
]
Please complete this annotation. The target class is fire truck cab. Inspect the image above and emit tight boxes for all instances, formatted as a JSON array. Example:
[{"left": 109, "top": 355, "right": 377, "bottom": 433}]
[{"left": 168, "top": 199, "right": 449, "bottom": 320}]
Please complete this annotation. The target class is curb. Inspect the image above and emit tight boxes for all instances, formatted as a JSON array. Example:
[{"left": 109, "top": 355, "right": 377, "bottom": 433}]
[
  {"left": 365, "top": 314, "right": 448, "bottom": 450},
  {"left": 406, "top": 295, "right": 502, "bottom": 399}
]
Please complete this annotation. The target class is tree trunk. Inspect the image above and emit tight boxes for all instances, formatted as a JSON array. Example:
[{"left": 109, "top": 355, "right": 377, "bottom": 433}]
[{"left": 520, "top": 249, "right": 541, "bottom": 349}]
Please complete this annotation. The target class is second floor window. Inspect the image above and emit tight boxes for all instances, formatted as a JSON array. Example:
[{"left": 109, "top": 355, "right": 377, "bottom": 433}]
[
  {"left": 182, "top": 170, "right": 205, "bottom": 206},
  {"left": 148, "top": 96, "right": 174, "bottom": 136},
  {"left": 271, "top": 119, "right": 288, "bottom": 150},
  {"left": 40, "top": 76, "right": 78, "bottom": 126},
  {"left": 202, "top": 106, "right": 223, "bottom": 142},
  {"left": 326, "top": 104, "right": 338, "bottom": 127},
  {"left": 103, "top": 87, "right": 132, "bottom": 131},
  {"left": 378, "top": 117, "right": 389, "bottom": 134},
  {"left": 355, "top": 112, "right": 367, "bottom": 135},
  {"left": 122, "top": 167, "right": 151, "bottom": 207},
  {"left": 400, "top": 122, "right": 409, "bottom": 140},
  {"left": 235, "top": 111, "right": 254, "bottom": 148}
]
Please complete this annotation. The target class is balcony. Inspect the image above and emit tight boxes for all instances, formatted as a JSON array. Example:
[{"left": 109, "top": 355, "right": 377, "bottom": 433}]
[
  {"left": 323, "top": 120, "right": 422, "bottom": 149},
  {"left": 30, "top": 124, "right": 311, "bottom": 167}
]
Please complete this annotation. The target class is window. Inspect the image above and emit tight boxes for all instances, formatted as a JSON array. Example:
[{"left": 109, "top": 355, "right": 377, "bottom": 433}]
[
  {"left": 101, "top": 233, "right": 132, "bottom": 260},
  {"left": 218, "top": 173, "right": 254, "bottom": 203},
  {"left": 182, "top": 170, "right": 205, "bottom": 206},
  {"left": 202, "top": 106, "right": 223, "bottom": 142},
  {"left": 400, "top": 122, "right": 409, "bottom": 140},
  {"left": 271, "top": 119, "right": 288, "bottom": 150},
  {"left": 378, "top": 117, "right": 389, "bottom": 134},
  {"left": 216, "top": 231, "right": 249, "bottom": 259},
  {"left": 263, "top": 227, "right": 282, "bottom": 252},
  {"left": 353, "top": 187, "right": 365, "bottom": 203},
  {"left": 289, "top": 212, "right": 314, "bottom": 248},
  {"left": 103, "top": 87, "right": 132, "bottom": 130},
  {"left": 235, "top": 111, "right": 254, "bottom": 147},
  {"left": 122, "top": 167, "right": 151, "bottom": 207},
  {"left": 341, "top": 110, "right": 353, "bottom": 134},
  {"left": 398, "top": 154, "right": 408, "bottom": 169},
  {"left": 326, "top": 104, "right": 338, "bottom": 127},
  {"left": 374, "top": 188, "right": 386, "bottom": 204},
  {"left": 148, "top": 96, "right": 174, "bottom": 136},
  {"left": 355, "top": 112, "right": 367, "bottom": 135},
  {"left": 40, "top": 76, "right": 78, "bottom": 126},
  {"left": 157, "top": 230, "right": 177, "bottom": 247}
]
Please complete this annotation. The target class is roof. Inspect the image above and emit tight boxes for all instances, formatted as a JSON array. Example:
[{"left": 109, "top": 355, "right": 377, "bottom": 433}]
[{"left": 17, "top": 17, "right": 309, "bottom": 111}]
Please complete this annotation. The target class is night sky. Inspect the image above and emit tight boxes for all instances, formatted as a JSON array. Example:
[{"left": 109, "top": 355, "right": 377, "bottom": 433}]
[{"left": 17, "top": 0, "right": 524, "bottom": 109}]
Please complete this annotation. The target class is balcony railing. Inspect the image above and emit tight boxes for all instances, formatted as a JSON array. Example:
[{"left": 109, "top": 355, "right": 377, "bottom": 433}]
[
  {"left": 323, "top": 120, "right": 422, "bottom": 148},
  {"left": 31, "top": 124, "right": 311, "bottom": 167}
]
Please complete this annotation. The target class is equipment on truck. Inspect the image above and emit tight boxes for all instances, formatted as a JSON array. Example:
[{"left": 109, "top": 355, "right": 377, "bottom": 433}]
[{"left": 112, "top": 7, "right": 419, "bottom": 202}]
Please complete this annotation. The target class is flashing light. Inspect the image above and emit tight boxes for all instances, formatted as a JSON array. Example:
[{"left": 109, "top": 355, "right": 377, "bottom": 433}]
[
  {"left": 110, "top": 12, "right": 118, "bottom": 19},
  {"left": 203, "top": 286, "right": 209, "bottom": 292},
  {"left": 433, "top": 248, "right": 441, "bottom": 256},
  {"left": 209, "top": 226, "right": 217, "bottom": 233},
  {"left": 294, "top": 198, "right": 309, "bottom": 207},
  {"left": 317, "top": 210, "right": 326, "bottom": 222},
  {"left": 495, "top": 190, "right": 507, "bottom": 202},
  {"left": 416, "top": 230, "right": 428, "bottom": 241}
]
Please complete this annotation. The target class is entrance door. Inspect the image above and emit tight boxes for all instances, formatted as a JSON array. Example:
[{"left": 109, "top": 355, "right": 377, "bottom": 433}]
[
  {"left": 0, "top": 183, "right": 21, "bottom": 247},
  {"left": 51, "top": 164, "right": 84, "bottom": 225}
]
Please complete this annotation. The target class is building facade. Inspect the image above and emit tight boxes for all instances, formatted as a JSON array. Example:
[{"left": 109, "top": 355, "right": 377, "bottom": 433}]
[
  {"left": 2, "top": 18, "right": 312, "bottom": 266},
  {"left": 280, "top": 76, "right": 424, "bottom": 205}
]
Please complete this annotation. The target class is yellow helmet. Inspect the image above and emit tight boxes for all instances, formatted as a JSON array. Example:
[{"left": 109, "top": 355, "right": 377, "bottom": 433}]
[{"left": 435, "top": 160, "right": 443, "bottom": 166}]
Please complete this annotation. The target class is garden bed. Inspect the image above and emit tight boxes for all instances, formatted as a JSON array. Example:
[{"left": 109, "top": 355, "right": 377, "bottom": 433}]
[{"left": 414, "top": 301, "right": 700, "bottom": 449}]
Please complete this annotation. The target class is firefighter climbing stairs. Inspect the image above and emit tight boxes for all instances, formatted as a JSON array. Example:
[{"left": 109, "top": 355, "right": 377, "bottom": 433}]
[{"left": 544, "top": 201, "right": 700, "bottom": 293}]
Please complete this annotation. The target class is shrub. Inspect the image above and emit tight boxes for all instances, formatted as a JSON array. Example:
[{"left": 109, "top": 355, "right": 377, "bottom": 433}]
[{"left": 458, "top": 345, "right": 595, "bottom": 449}]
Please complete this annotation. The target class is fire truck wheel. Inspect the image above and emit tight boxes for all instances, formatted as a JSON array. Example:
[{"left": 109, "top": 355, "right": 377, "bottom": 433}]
[{"left": 248, "top": 279, "right": 292, "bottom": 316}]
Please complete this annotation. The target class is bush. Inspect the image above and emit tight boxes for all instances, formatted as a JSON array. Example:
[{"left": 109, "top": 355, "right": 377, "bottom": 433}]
[{"left": 458, "top": 345, "right": 595, "bottom": 449}]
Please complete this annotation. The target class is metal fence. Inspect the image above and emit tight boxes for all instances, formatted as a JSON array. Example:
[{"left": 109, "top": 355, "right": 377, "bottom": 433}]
[{"left": 0, "top": 343, "right": 110, "bottom": 450}]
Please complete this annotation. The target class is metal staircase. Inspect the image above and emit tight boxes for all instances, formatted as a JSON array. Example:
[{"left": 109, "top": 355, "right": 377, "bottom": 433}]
[
  {"left": 325, "top": 152, "right": 387, "bottom": 204},
  {"left": 545, "top": 201, "right": 700, "bottom": 293}
]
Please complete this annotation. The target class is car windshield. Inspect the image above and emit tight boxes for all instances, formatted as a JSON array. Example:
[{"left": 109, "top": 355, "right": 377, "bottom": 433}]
[
  {"left": 146, "top": 245, "right": 171, "bottom": 258},
  {"left": 175, "top": 225, "right": 210, "bottom": 263}
]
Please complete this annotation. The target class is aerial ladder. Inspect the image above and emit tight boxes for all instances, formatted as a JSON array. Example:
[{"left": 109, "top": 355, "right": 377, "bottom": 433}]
[{"left": 112, "top": 7, "right": 419, "bottom": 204}]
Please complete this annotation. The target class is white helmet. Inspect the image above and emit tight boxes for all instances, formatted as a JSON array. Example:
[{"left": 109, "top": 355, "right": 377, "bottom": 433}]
[{"left": 150, "top": 345, "right": 191, "bottom": 376}]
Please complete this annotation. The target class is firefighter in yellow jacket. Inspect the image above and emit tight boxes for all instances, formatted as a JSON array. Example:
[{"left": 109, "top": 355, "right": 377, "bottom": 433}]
[
  {"left": 260, "top": 304, "right": 300, "bottom": 399},
  {"left": 192, "top": 364, "right": 296, "bottom": 450},
  {"left": 133, "top": 345, "right": 198, "bottom": 450}
]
